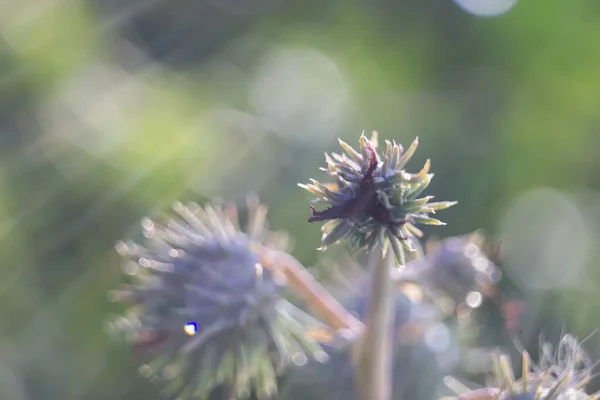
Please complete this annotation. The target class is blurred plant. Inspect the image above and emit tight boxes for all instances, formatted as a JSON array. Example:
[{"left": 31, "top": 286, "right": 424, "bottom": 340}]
[
  {"left": 278, "top": 252, "right": 454, "bottom": 400},
  {"left": 396, "top": 232, "right": 501, "bottom": 315},
  {"left": 442, "top": 334, "right": 600, "bottom": 400},
  {"left": 108, "top": 132, "right": 598, "bottom": 400},
  {"left": 108, "top": 197, "right": 333, "bottom": 399}
]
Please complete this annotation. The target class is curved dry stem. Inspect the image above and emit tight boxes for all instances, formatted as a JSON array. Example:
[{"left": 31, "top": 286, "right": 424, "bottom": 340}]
[{"left": 257, "top": 246, "right": 364, "bottom": 334}]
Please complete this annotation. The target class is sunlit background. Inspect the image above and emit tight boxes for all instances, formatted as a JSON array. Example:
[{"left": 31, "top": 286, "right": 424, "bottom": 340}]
[{"left": 1, "top": 0, "right": 600, "bottom": 398}]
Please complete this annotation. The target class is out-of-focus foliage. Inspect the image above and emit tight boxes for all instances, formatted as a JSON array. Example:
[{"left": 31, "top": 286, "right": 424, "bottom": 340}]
[{"left": 0, "top": 0, "right": 600, "bottom": 398}]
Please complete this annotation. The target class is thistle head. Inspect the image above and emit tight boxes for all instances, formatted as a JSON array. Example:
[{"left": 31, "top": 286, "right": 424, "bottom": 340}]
[
  {"left": 108, "top": 196, "right": 328, "bottom": 400},
  {"left": 299, "top": 131, "right": 456, "bottom": 265}
]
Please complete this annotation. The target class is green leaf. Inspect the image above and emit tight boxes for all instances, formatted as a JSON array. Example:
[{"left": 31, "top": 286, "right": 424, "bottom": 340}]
[
  {"left": 408, "top": 159, "right": 430, "bottom": 182},
  {"left": 310, "top": 179, "right": 345, "bottom": 202},
  {"left": 321, "top": 219, "right": 353, "bottom": 247},
  {"left": 405, "top": 174, "right": 433, "bottom": 200},
  {"left": 396, "top": 137, "right": 419, "bottom": 169},
  {"left": 359, "top": 133, "right": 371, "bottom": 162},
  {"left": 387, "top": 232, "right": 405, "bottom": 267},
  {"left": 426, "top": 201, "right": 458, "bottom": 211},
  {"left": 338, "top": 138, "right": 363, "bottom": 163},
  {"left": 331, "top": 152, "right": 360, "bottom": 170},
  {"left": 400, "top": 226, "right": 416, "bottom": 252},
  {"left": 412, "top": 215, "right": 446, "bottom": 226},
  {"left": 297, "top": 183, "right": 326, "bottom": 198},
  {"left": 403, "top": 196, "right": 434, "bottom": 212},
  {"left": 390, "top": 142, "right": 402, "bottom": 170},
  {"left": 405, "top": 223, "right": 423, "bottom": 238},
  {"left": 382, "top": 140, "right": 393, "bottom": 177}
]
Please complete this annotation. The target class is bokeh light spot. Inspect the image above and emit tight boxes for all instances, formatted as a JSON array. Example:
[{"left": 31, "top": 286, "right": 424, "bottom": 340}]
[
  {"left": 292, "top": 352, "right": 308, "bottom": 366},
  {"left": 251, "top": 48, "right": 350, "bottom": 144},
  {"left": 255, "top": 263, "right": 263, "bottom": 276},
  {"left": 454, "top": 0, "right": 519, "bottom": 17},
  {"left": 465, "top": 291, "right": 483, "bottom": 309},
  {"left": 499, "top": 188, "right": 592, "bottom": 291}
]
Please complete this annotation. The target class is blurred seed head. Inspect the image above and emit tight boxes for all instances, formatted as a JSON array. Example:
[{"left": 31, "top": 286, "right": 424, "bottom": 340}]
[
  {"left": 445, "top": 334, "right": 598, "bottom": 400},
  {"left": 299, "top": 131, "right": 456, "bottom": 265},
  {"left": 401, "top": 233, "right": 501, "bottom": 314},
  {"left": 109, "top": 196, "right": 328, "bottom": 399}
]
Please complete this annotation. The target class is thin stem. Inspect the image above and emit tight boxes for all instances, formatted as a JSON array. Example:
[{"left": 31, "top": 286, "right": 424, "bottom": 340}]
[
  {"left": 257, "top": 246, "right": 363, "bottom": 334},
  {"left": 355, "top": 241, "right": 396, "bottom": 400}
]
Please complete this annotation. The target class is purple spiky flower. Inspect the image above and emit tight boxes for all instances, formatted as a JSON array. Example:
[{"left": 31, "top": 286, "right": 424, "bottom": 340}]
[
  {"left": 299, "top": 131, "right": 456, "bottom": 265},
  {"left": 108, "top": 196, "right": 328, "bottom": 400}
]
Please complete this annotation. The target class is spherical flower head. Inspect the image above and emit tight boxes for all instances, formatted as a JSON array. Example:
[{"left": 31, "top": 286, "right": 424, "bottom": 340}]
[
  {"left": 108, "top": 196, "right": 328, "bottom": 400},
  {"left": 299, "top": 131, "right": 456, "bottom": 265}
]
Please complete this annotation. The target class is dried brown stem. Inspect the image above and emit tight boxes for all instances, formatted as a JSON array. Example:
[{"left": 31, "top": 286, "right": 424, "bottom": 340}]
[{"left": 257, "top": 246, "right": 364, "bottom": 333}]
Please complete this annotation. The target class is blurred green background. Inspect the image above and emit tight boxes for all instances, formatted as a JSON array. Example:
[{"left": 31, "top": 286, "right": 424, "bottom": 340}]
[{"left": 1, "top": 0, "right": 600, "bottom": 398}]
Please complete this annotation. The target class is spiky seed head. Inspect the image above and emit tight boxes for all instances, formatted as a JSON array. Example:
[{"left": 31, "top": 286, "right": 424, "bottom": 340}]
[
  {"left": 493, "top": 335, "right": 595, "bottom": 400},
  {"left": 446, "top": 334, "right": 598, "bottom": 400},
  {"left": 108, "top": 196, "right": 328, "bottom": 400},
  {"left": 299, "top": 131, "right": 456, "bottom": 265}
]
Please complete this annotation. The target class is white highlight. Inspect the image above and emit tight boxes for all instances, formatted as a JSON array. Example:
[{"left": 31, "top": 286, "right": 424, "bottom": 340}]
[
  {"left": 184, "top": 322, "right": 198, "bottom": 336},
  {"left": 465, "top": 291, "right": 483, "bottom": 309},
  {"left": 454, "top": 0, "right": 519, "bottom": 17}
]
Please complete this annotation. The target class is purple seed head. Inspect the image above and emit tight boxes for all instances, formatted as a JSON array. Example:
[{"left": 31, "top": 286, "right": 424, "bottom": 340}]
[
  {"left": 299, "top": 131, "right": 456, "bottom": 265},
  {"left": 109, "top": 196, "right": 328, "bottom": 400}
]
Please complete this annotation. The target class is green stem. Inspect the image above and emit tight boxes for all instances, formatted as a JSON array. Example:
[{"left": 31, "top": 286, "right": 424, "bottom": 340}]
[{"left": 355, "top": 240, "right": 396, "bottom": 400}]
